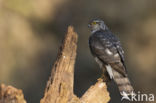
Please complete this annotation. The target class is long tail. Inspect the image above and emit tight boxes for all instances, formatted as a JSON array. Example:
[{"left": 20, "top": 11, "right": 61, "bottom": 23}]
[{"left": 113, "top": 70, "right": 134, "bottom": 94}]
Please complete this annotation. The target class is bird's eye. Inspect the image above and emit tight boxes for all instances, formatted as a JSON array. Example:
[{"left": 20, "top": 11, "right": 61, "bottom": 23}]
[{"left": 91, "top": 21, "right": 97, "bottom": 25}]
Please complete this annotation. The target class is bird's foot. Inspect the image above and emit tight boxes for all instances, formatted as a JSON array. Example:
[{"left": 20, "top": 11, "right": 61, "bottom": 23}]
[
  {"left": 100, "top": 74, "right": 110, "bottom": 82},
  {"left": 97, "top": 78, "right": 103, "bottom": 82}
]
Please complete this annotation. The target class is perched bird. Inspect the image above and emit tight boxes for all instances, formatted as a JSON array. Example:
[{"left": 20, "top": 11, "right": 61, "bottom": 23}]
[{"left": 88, "top": 19, "right": 134, "bottom": 94}]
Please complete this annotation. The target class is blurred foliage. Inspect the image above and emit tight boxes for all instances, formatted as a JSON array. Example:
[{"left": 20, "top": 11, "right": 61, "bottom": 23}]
[{"left": 0, "top": 0, "right": 156, "bottom": 103}]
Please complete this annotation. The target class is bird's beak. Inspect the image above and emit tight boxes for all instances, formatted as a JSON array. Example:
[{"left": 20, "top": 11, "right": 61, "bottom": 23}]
[{"left": 88, "top": 24, "right": 91, "bottom": 28}]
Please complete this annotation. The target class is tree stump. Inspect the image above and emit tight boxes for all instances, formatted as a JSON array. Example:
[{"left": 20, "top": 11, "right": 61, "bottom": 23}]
[
  {"left": 40, "top": 26, "right": 110, "bottom": 103},
  {"left": 0, "top": 26, "right": 110, "bottom": 103}
]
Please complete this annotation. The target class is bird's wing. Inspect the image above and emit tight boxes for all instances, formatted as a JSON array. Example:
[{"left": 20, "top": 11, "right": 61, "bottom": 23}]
[{"left": 89, "top": 31, "right": 127, "bottom": 77}]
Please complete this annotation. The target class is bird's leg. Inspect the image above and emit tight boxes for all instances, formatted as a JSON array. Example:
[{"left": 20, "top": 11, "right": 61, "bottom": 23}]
[
  {"left": 100, "top": 67, "right": 111, "bottom": 82},
  {"left": 100, "top": 69, "right": 105, "bottom": 79}
]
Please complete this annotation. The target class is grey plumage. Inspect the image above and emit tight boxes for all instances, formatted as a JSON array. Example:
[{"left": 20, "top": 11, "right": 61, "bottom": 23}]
[{"left": 88, "top": 19, "right": 134, "bottom": 94}]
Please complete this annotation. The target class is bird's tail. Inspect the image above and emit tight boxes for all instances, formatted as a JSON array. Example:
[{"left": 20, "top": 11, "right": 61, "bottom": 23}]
[{"left": 113, "top": 70, "right": 134, "bottom": 94}]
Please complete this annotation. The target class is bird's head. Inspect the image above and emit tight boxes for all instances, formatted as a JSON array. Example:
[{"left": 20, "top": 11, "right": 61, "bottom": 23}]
[{"left": 88, "top": 19, "right": 108, "bottom": 33}]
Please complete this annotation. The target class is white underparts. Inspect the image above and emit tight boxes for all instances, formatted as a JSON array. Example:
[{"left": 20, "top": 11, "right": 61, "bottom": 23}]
[
  {"left": 105, "top": 48, "right": 113, "bottom": 55},
  {"left": 94, "top": 57, "right": 103, "bottom": 69},
  {"left": 114, "top": 53, "right": 119, "bottom": 57},
  {"left": 106, "top": 65, "right": 114, "bottom": 79}
]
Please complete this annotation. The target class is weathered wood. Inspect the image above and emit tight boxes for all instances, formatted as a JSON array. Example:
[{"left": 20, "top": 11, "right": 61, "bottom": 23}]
[
  {"left": 40, "top": 26, "right": 78, "bottom": 103},
  {"left": 80, "top": 79, "right": 110, "bottom": 103},
  {"left": 0, "top": 26, "right": 110, "bottom": 103},
  {"left": 40, "top": 26, "right": 110, "bottom": 103},
  {"left": 0, "top": 84, "right": 26, "bottom": 103}
]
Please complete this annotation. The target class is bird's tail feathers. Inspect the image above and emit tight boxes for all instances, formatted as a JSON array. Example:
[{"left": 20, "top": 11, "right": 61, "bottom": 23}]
[{"left": 113, "top": 70, "right": 134, "bottom": 95}]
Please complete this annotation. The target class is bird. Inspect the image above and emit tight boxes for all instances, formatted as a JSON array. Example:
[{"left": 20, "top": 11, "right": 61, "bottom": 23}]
[{"left": 88, "top": 18, "right": 134, "bottom": 95}]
